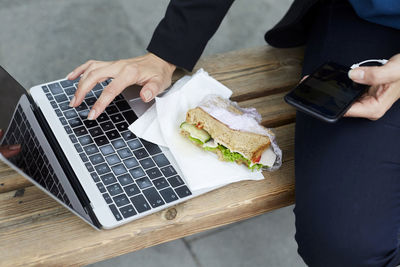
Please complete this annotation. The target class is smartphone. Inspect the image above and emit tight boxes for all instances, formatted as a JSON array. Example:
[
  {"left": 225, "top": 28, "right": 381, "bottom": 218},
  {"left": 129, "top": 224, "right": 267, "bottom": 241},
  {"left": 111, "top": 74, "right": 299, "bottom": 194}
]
[{"left": 284, "top": 62, "right": 368, "bottom": 123}]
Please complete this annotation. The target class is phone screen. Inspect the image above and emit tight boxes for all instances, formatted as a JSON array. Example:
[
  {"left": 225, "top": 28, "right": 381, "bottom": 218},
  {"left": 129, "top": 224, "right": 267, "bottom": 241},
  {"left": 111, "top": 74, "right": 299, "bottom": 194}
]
[{"left": 285, "top": 62, "right": 368, "bottom": 121}]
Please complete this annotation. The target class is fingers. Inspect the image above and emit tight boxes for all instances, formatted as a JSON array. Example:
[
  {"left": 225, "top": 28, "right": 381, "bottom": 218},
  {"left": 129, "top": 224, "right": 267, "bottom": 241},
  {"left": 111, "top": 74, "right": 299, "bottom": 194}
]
[
  {"left": 140, "top": 79, "right": 166, "bottom": 102},
  {"left": 88, "top": 68, "right": 138, "bottom": 120},
  {"left": 67, "top": 60, "right": 95, "bottom": 80},
  {"left": 0, "top": 144, "right": 21, "bottom": 158},
  {"left": 348, "top": 55, "right": 400, "bottom": 85},
  {"left": 71, "top": 63, "right": 115, "bottom": 107}
]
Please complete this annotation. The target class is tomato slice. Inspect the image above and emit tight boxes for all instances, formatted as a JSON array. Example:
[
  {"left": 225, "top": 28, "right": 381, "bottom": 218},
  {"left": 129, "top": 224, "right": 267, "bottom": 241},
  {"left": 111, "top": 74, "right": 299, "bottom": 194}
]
[{"left": 252, "top": 155, "right": 261, "bottom": 163}]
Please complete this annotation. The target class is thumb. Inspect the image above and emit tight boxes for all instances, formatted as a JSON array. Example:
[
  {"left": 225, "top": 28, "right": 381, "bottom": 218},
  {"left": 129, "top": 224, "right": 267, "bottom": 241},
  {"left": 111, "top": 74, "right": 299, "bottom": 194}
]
[
  {"left": 140, "top": 79, "right": 165, "bottom": 102},
  {"left": 348, "top": 55, "right": 400, "bottom": 85}
]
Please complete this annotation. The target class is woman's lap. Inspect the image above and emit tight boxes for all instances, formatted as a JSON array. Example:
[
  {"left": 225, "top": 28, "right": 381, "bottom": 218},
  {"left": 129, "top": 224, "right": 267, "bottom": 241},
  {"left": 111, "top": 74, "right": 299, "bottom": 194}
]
[{"left": 294, "top": 1, "right": 400, "bottom": 266}]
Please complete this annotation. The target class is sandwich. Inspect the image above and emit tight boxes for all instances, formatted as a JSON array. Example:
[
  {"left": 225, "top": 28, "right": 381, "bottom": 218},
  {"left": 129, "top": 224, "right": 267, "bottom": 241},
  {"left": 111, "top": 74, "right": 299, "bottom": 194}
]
[{"left": 179, "top": 95, "right": 278, "bottom": 171}]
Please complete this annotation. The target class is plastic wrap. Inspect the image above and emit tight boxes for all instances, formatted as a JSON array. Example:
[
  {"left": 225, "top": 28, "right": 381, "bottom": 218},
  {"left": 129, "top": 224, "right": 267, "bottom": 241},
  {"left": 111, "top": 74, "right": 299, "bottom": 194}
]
[{"left": 198, "top": 94, "right": 282, "bottom": 171}]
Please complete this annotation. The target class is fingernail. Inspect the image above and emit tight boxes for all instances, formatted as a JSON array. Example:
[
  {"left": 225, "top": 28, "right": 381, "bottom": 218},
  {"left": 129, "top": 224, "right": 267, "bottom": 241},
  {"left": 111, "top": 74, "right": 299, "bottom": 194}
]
[
  {"left": 349, "top": 69, "right": 365, "bottom": 80},
  {"left": 9, "top": 144, "right": 21, "bottom": 150},
  {"left": 143, "top": 90, "right": 152, "bottom": 101},
  {"left": 67, "top": 71, "right": 74, "bottom": 79},
  {"left": 69, "top": 96, "right": 76, "bottom": 107},
  {"left": 87, "top": 108, "right": 96, "bottom": 120}
]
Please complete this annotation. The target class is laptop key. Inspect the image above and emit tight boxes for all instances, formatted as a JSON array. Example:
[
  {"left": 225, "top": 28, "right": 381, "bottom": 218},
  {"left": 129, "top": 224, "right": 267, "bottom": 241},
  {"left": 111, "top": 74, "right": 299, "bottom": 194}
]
[
  {"left": 107, "top": 183, "right": 123, "bottom": 196},
  {"left": 153, "top": 154, "right": 170, "bottom": 168},
  {"left": 93, "top": 83, "right": 103, "bottom": 91},
  {"left": 118, "top": 173, "right": 134, "bottom": 186},
  {"left": 89, "top": 126, "right": 103, "bottom": 137},
  {"left": 59, "top": 102, "right": 72, "bottom": 111},
  {"left": 127, "top": 139, "right": 142, "bottom": 150},
  {"left": 111, "top": 138, "right": 125, "bottom": 149},
  {"left": 109, "top": 204, "right": 122, "bottom": 221},
  {"left": 100, "top": 144, "right": 114, "bottom": 155},
  {"left": 122, "top": 110, "right": 138, "bottom": 124},
  {"left": 115, "top": 122, "right": 129, "bottom": 132},
  {"left": 48, "top": 82, "right": 63, "bottom": 94},
  {"left": 89, "top": 153, "right": 105, "bottom": 165},
  {"left": 85, "top": 162, "right": 95, "bottom": 172},
  {"left": 143, "top": 187, "right": 165, "bottom": 208},
  {"left": 68, "top": 118, "right": 82, "bottom": 128},
  {"left": 74, "top": 143, "right": 83, "bottom": 153},
  {"left": 50, "top": 101, "right": 58, "bottom": 109},
  {"left": 136, "top": 177, "right": 152, "bottom": 189},
  {"left": 105, "top": 105, "right": 119, "bottom": 114},
  {"left": 167, "top": 175, "right": 184, "bottom": 188},
  {"left": 46, "top": 93, "right": 54, "bottom": 100},
  {"left": 64, "top": 86, "right": 76, "bottom": 96},
  {"left": 78, "top": 135, "right": 93, "bottom": 146},
  {"left": 78, "top": 110, "right": 90, "bottom": 118},
  {"left": 60, "top": 117, "right": 68, "bottom": 126},
  {"left": 85, "top": 97, "right": 96, "bottom": 106},
  {"left": 100, "top": 120, "right": 114, "bottom": 131},
  {"left": 55, "top": 109, "right": 63, "bottom": 117},
  {"left": 96, "top": 182, "right": 106, "bottom": 193},
  {"left": 115, "top": 100, "right": 131, "bottom": 111},
  {"left": 133, "top": 148, "right": 148, "bottom": 159},
  {"left": 117, "top": 148, "right": 133, "bottom": 159},
  {"left": 161, "top": 165, "right": 177, "bottom": 177},
  {"left": 123, "top": 157, "right": 139, "bottom": 169},
  {"left": 113, "top": 194, "right": 130, "bottom": 207},
  {"left": 159, "top": 187, "right": 179, "bottom": 203},
  {"left": 79, "top": 153, "right": 89, "bottom": 162},
  {"left": 102, "top": 193, "right": 113, "bottom": 204},
  {"left": 111, "top": 163, "right": 127, "bottom": 176},
  {"left": 101, "top": 173, "right": 117, "bottom": 185},
  {"left": 146, "top": 167, "right": 162, "bottom": 179},
  {"left": 153, "top": 177, "right": 169, "bottom": 190},
  {"left": 64, "top": 110, "right": 78, "bottom": 119},
  {"left": 124, "top": 183, "right": 140, "bottom": 196},
  {"left": 105, "top": 154, "right": 121, "bottom": 165},
  {"left": 97, "top": 113, "right": 109, "bottom": 123},
  {"left": 119, "top": 204, "right": 137, "bottom": 218},
  {"left": 110, "top": 113, "right": 124, "bottom": 123},
  {"left": 121, "top": 131, "right": 135, "bottom": 141},
  {"left": 73, "top": 126, "right": 88, "bottom": 137},
  {"left": 75, "top": 102, "right": 88, "bottom": 112},
  {"left": 140, "top": 139, "right": 162, "bottom": 155},
  {"left": 42, "top": 85, "right": 49, "bottom": 93},
  {"left": 54, "top": 94, "right": 68, "bottom": 103},
  {"left": 69, "top": 134, "right": 78, "bottom": 143},
  {"left": 106, "top": 130, "right": 120, "bottom": 140},
  {"left": 60, "top": 79, "right": 74, "bottom": 88},
  {"left": 94, "top": 135, "right": 109, "bottom": 146},
  {"left": 139, "top": 158, "right": 155, "bottom": 169},
  {"left": 91, "top": 172, "right": 100, "bottom": 182},
  {"left": 95, "top": 163, "right": 111, "bottom": 175},
  {"left": 175, "top": 185, "right": 192, "bottom": 198},
  {"left": 83, "top": 119, "right": 98, "bottom": 128},
  {"left": 130, "top": 194, "right": 151, "bottom": 213},
  {"left": 84, "top": 144, "right": 99, "bottom": 155}
]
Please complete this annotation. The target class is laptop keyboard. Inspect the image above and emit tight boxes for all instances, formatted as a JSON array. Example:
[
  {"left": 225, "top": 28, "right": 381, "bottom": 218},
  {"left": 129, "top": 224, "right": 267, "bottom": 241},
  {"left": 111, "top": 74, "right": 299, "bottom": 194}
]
[
  {"left": 42, "top": 78, "right": 192, "bottom": 221},
  {"left": 2, "top": 104, "right": 72, "bottom": 207}
]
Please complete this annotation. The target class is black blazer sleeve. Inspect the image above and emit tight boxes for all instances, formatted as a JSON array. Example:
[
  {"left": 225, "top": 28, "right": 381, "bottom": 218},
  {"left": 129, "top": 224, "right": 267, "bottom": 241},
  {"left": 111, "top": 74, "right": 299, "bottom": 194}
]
[{"left": 147, "top": 0, "right": 235, "bottom": 71}]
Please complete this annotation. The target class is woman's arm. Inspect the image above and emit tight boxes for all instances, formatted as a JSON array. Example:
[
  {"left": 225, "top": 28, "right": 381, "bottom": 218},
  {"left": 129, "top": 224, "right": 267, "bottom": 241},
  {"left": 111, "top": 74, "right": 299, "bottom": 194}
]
[{"left": 68, "top": 0, "right": 235, "bottom": 120}]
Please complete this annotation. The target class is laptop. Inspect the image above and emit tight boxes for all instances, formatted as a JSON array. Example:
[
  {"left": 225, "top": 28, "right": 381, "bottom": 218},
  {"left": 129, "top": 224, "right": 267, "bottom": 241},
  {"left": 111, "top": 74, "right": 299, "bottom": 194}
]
[{"left": 0, "top": 65, "right": 212, "bottom": 229}]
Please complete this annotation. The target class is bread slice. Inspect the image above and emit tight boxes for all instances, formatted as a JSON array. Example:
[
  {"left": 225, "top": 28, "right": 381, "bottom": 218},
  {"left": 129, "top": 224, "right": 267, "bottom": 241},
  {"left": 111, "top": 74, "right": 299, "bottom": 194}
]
[{"left": 185, "top": 107, "right": 271, "bottom": 162}]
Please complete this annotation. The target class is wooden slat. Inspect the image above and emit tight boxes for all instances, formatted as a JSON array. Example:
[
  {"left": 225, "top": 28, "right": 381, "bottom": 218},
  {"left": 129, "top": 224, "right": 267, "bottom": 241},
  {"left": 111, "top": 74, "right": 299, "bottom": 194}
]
[
  {"left": 240, "top": 91, "right": 296, "bottom": 128},
  {"left": 0, "top": 159, "right": 294, "bottom": 267},
  {"left": 173, "top": 46, "right": 304, "bottom": 102},
  {"left": 0, "top": 161, "right": 32, "bottom": 194}
]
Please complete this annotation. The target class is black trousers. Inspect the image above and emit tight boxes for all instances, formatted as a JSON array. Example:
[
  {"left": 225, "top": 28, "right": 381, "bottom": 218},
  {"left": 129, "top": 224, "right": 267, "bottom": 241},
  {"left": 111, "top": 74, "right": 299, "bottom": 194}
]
[{"left": 294, "top": 1, "right": 400, "bottom": 266}]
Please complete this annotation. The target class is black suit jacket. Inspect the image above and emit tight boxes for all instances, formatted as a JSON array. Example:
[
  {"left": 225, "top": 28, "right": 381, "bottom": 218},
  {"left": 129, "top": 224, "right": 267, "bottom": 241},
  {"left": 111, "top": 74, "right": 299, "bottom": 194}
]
[{"left": 147, "top": 0, "right": 319, "bottom": 71}]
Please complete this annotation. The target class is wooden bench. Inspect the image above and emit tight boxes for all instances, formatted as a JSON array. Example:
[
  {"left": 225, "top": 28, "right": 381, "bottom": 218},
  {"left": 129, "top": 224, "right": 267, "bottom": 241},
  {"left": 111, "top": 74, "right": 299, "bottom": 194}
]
[{"left": 0, "top": 45, "right": 303, "bottom": 266}]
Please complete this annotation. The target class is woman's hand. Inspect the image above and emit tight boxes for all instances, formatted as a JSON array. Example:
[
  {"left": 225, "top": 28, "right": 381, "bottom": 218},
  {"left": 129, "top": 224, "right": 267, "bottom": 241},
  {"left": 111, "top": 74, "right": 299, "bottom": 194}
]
[
  {"left": 0, "top": 129, "right": 20, "bottom": 158},
  {"left": 345, "top": 54, "right": 400, "bottom": 120},
  {"left": 67, "top": 53, "right": 176, "bottom": 120}
]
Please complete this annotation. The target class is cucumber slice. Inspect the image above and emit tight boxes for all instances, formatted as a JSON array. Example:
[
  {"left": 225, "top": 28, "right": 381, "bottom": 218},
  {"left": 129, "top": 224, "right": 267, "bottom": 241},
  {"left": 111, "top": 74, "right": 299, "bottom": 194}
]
[{"left": 180, "top": 122, "right": 211, "bottom": 143}]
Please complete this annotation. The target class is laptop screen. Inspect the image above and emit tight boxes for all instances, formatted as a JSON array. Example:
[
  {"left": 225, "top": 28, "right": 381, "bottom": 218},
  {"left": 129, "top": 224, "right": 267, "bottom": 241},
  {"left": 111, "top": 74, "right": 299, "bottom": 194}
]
[{"left": 0, "top": 66, "right": 27, "bottom": 130}]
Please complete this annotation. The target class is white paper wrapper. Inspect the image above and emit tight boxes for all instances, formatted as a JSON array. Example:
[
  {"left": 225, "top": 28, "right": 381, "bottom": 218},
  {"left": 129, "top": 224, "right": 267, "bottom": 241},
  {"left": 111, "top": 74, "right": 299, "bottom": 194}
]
[{"left": 198, "top": 94, "right": 282, "bottom": 171}]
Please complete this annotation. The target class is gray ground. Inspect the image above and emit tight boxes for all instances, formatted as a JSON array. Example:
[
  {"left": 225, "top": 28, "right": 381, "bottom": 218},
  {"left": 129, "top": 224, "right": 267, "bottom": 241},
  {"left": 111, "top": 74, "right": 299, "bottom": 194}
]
[{"left": 1, "top": 0, "right": 307, "bottom": 266}]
